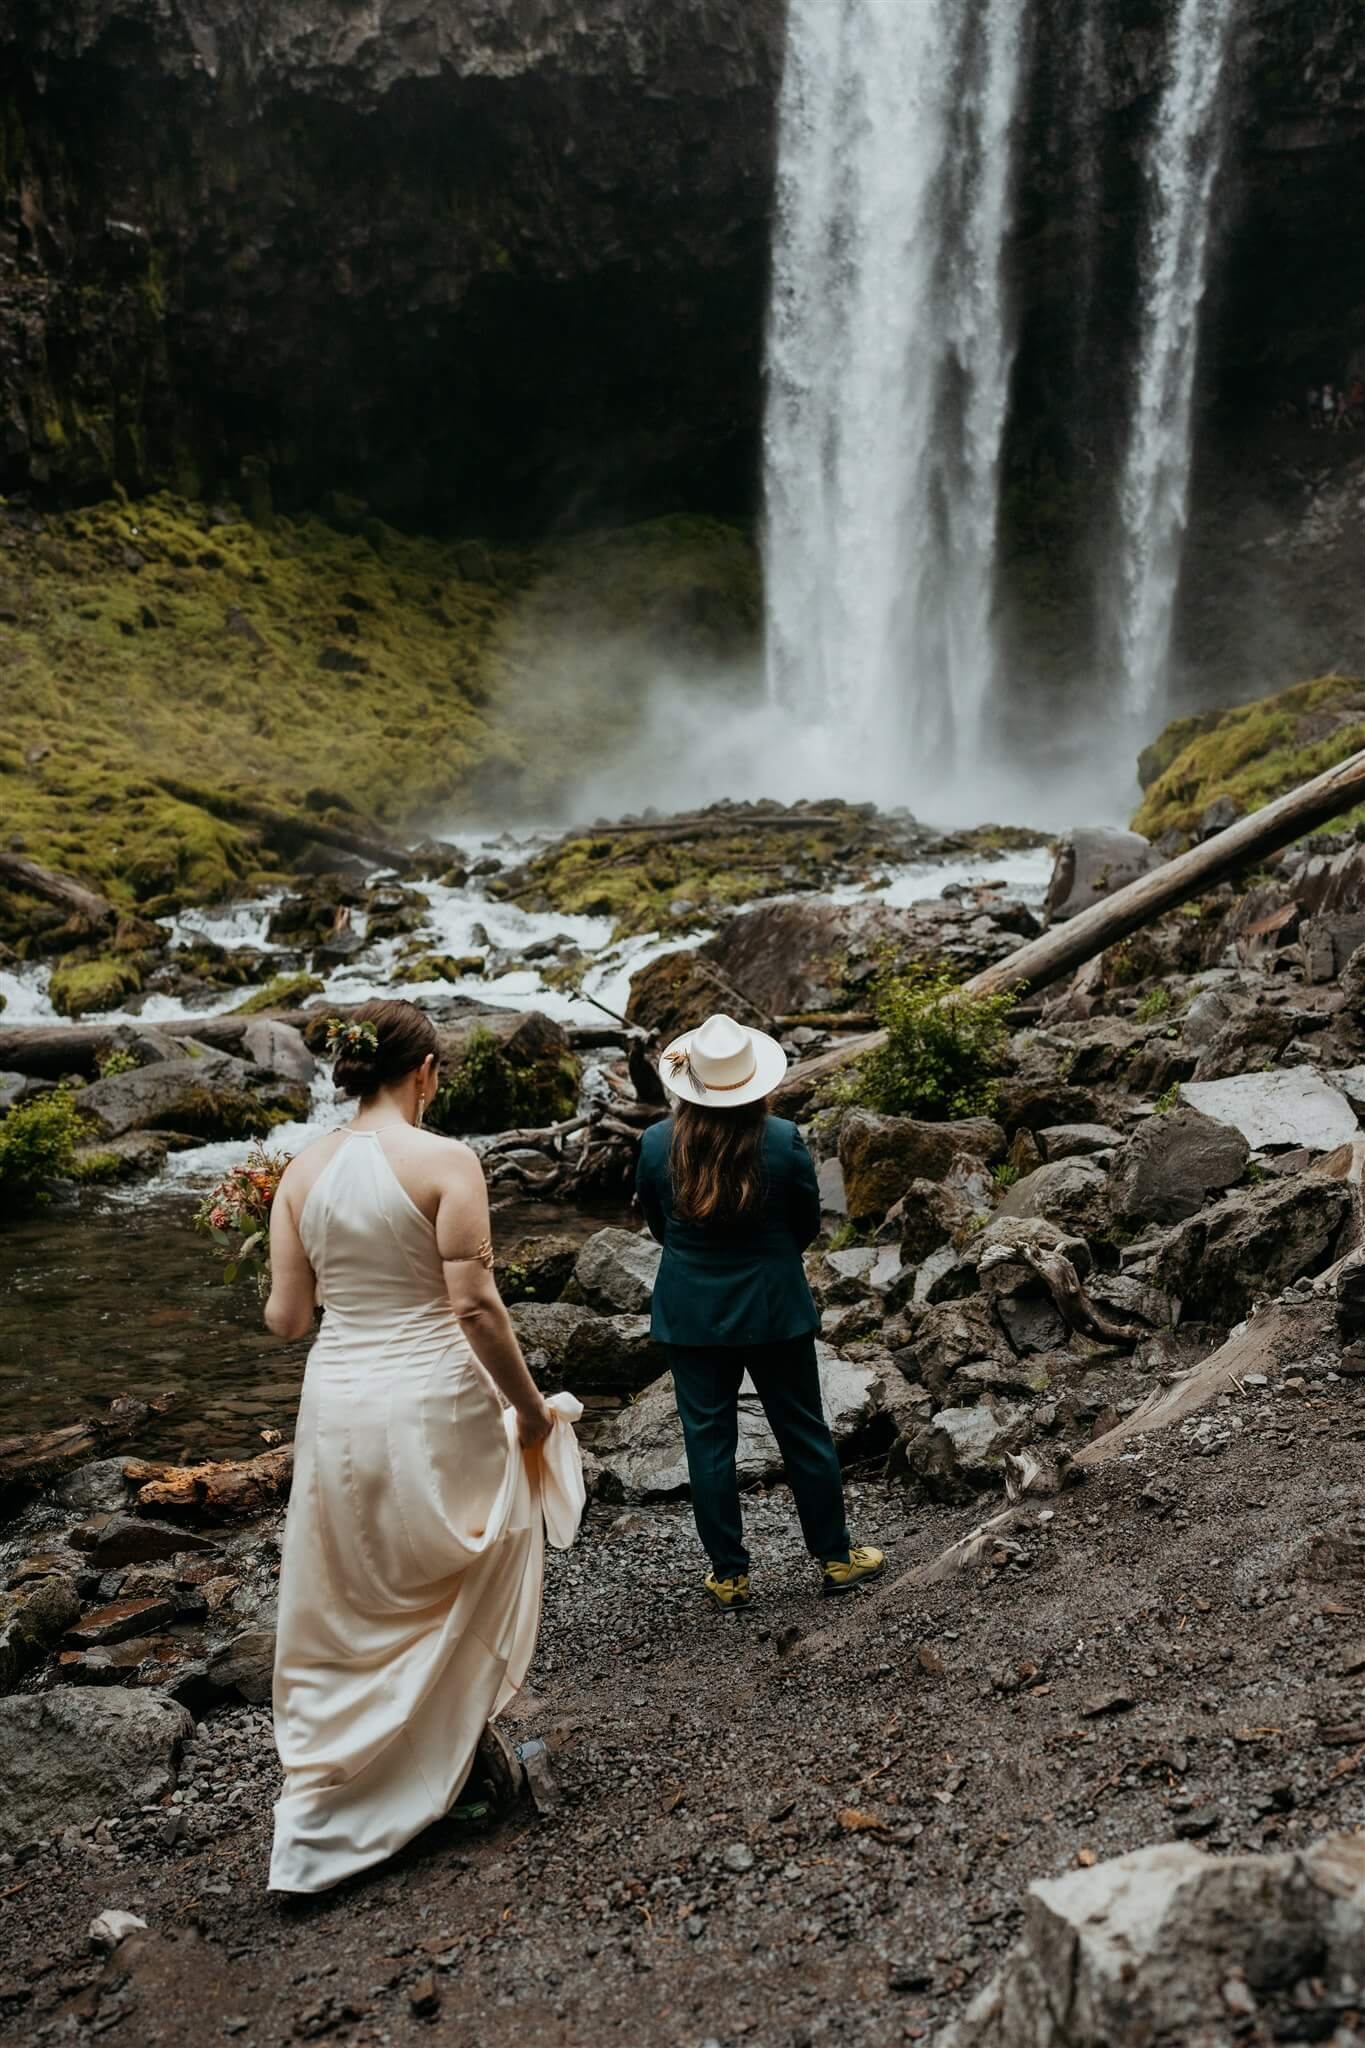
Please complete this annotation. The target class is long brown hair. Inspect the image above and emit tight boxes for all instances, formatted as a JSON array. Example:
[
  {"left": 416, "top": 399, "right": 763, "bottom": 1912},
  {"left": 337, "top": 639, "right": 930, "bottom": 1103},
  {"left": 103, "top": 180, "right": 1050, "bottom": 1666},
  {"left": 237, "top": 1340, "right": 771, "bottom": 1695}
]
[{"left": 669, "top": 1098, "right": 769, "bottom": 1226}]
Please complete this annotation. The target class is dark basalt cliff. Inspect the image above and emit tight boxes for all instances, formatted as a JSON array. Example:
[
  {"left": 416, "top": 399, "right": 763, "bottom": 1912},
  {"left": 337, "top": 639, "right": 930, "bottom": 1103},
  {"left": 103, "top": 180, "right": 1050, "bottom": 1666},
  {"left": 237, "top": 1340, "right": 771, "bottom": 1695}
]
[
  {"left": 0, "top": 0, "right": 1362, "bottom": 533},
  {"left": 0, "top": 0, "right": 782, "bottom": 530}
]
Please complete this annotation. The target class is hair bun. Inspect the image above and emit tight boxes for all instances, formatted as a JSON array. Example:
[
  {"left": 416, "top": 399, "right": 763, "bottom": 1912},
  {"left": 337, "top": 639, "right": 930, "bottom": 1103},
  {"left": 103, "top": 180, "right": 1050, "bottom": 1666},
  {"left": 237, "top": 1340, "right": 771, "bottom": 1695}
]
[{"left": 326, "top": 999, "right": 439, "bottom": 1101}]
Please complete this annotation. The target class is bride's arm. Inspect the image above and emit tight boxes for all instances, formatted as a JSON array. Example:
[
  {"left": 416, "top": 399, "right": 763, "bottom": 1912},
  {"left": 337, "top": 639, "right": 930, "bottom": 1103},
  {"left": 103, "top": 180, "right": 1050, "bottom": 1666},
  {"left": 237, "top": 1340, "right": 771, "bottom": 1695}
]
[
  {"left": 264, "top": 1179, "right": 318, "bottom": 1340},
  {"left": 436, "top": 1143, "right": 553, "bottom": 1450}
]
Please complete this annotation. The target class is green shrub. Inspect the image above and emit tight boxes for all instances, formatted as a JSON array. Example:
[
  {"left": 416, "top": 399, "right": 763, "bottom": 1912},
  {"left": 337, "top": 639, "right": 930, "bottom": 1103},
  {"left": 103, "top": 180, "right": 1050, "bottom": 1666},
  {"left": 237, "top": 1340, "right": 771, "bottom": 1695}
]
[
  {"left": 431, "top": 1025, "right": 579, "bottom": 1137},
  {"left": 95, "top": 1045, "right": 139, "bottom": 1078},
  {"left": 833, "top": 963, "right": 1015, "bottom": 1121},
  {"left": 0, "top": 1088, "right": 92, "bottom": 1207}
]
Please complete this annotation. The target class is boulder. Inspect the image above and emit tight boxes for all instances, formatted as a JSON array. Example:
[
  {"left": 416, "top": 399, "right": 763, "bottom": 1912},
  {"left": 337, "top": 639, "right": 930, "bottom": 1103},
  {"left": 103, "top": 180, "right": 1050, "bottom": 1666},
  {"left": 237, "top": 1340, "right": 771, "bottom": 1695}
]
[
  {"left": 817, "top": 1155, "right": 848, "bottom": 1217},
  {"left": 1106, "top": 1105, "right": 1250, "bottom": 1226},
  {"left": 239, "top": 1017, "right": 316, "bottom": 1084},
  {"left": 874, "top": 1178, "right": 975, "bottom": 1266},
  {"left": 1037, "top": 1124, "right": 1123, "bottom": 1159},
  {"left": 0, "top": 1688, "right": 194, "bottom": 1851},
  {"left": 1154, "top": 1176, "right": 1352, "bottom": 1324},
  {"left": 429, "top": 1010, "right": 580, "bottom": 1137},
  {"left": 903, "top": 1402, "right": 1031, "bottom": 1500},
  {"left": 1044, "top": 828, "right": 1161, "bottom": 924},
  {"left": 76, "top": 1051, "right": 282, "bottom": 1141},
  {"left": 1180, "top": 1070, "right": 1358, "bottom": 1154},
  {"left": 996, "top": 1157, "right": 1108, "bottom": 1234},
  {"left": 899, "top": 1296, "right": 1016, "bottom": 1405},
  {"left": 571, "top": 1227, "right": 661, "bottom": 1315},
  {"left": 624, "top": 950, "right": 769, "bottom": 1042},
  {"left": 594, "top": 1347, "right": 878, "bottom": 1497},
  {"left": 838, "top": 1110, "right": 1005, "bottom": 1224},
  {"left": 508, "top": 1302, "right": 664, "bottom": 1394},
  {"left": 1190, "top": 1008, "right": 1295, "bottom": 1082},
  {"left": 496, "top": 1233, "right": 578, "bottom": 1305},
  {"left": 50, "top": 1457, "right": 135, "bottom": 1512},
  {"left": 702, "top": 900, "right": 935, "bottom": 1016},
  {"left": 1180, "top": 985, "right": 1238, "bottom": 1047},
  {"left": 0, "top": 1575, "right": 82, "bottom": 1690},
  {"left": 937, "top": 1834, "right": 1365, "bottom": 2048},
  {"left": 206, "top": 1627, "right": 275, "bottom": 1704}
]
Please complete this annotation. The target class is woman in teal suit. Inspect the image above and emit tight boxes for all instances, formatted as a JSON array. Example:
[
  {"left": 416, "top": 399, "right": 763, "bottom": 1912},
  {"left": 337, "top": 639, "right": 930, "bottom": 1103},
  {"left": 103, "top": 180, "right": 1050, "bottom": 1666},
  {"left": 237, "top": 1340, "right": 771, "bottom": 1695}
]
[{"left": 635, "top": 1013, "right": 884, "bottom": 1611}]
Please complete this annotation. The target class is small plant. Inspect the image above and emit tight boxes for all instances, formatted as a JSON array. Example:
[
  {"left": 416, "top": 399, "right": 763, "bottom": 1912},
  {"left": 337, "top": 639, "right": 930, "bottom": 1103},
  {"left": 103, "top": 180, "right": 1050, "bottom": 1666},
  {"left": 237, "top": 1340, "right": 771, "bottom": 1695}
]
[
  {"left": 1153, "top": 1082, "right": 1181, "bottom": 1114},
  {"left": 826, "top": 1221, "right": 863, "bottom": 1253},
  {"left": 833, "top": 962, "right": 1014, "bottom": 1121},
  {"left": 95, "top": 1045, "right": 138, "bottom": 1079},
  {"left": 1135, "top": 986, "right": 1172, "bottom": 1023},
  {"left": 0, "top": 1087, "right": 92, "bottom": 1208},
  {"left": 992, "top": 1162, "right": 1020, "bottom": 1190}
]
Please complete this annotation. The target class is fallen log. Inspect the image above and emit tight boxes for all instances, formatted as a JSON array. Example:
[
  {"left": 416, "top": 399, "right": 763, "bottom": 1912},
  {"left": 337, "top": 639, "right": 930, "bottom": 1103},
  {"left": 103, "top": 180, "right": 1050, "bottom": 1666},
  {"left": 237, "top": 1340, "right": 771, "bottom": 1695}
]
[
  {"left": 775, "top": 743, "right": 1365, "bottom": 1106},
  {"left": 0, "top": 1393, "right": 179, "bottom": 1513},
  {"left": 0, "top": 851, "right": 122, "bottom": 930},
  {"left": 123, "top": 1442, "right": 294, "bottom": 1521}
]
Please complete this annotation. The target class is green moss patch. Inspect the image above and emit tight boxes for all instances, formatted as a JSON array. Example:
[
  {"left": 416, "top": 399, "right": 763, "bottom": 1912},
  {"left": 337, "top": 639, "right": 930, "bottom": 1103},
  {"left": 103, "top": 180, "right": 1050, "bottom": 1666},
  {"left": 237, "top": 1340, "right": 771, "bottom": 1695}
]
[
  {"left": 0, "top": 494, "right": 760, "bottom": 912},
  {"left": 231, "top": 972, "right": 325, "bottom": 1015},
  {"left": 48, "top": 954, "right": 143, "bottom": 1018},
  {"left": 1133, "top": 675, "right": 1365, "bottom": 841}
]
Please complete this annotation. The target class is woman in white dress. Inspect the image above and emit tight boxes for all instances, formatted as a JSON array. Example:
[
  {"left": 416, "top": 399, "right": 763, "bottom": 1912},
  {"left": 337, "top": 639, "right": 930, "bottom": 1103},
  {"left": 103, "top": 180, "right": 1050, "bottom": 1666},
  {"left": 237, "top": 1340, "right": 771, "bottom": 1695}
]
[{"left": 262, "top": 998, "right": 582, "bottom": 1895}]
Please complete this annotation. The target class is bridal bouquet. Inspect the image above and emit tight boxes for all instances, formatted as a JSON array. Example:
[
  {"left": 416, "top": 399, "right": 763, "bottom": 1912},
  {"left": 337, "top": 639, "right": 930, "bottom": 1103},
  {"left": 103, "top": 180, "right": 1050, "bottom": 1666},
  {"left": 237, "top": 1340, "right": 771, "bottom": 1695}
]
[{"left": 194, "top": 1145, "right": 291, "bottom": 1297}]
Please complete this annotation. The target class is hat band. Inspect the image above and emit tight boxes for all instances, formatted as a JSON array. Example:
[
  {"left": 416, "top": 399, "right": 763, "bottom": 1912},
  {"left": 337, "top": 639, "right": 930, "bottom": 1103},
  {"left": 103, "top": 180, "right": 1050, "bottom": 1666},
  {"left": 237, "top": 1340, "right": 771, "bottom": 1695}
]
[{"left": 665, "top": 1047, "right": 759, "bottom": 1094}]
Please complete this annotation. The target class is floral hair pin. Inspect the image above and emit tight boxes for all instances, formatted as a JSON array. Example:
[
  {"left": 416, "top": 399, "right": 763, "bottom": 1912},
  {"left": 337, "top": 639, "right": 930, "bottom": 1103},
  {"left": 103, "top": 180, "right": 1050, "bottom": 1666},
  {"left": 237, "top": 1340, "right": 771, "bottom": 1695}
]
[{"left": 325, "top": 1017, "right": 379, "bottom": 1059}]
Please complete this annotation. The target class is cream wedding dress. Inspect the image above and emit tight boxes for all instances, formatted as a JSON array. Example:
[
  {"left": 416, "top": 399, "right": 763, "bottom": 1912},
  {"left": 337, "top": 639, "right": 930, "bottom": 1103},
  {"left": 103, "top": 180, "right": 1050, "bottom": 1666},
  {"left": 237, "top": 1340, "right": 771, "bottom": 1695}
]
[{"left": 268, "top": 1128, "right": 584, "bottom": 1894}]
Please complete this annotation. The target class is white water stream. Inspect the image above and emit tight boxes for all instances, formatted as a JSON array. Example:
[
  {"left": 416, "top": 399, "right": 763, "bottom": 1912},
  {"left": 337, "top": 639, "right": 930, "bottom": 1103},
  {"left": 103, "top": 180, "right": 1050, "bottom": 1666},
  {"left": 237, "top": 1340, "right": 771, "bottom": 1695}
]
[
  {"left": 1112, "top": 0, "right": 1235, "bottom": 717},
  {"left": 4, "top": 831, "right": 1054, "bottom": 1190},
  {"left": 762, "top": 0, "right": 1027, "bottom": 806}
]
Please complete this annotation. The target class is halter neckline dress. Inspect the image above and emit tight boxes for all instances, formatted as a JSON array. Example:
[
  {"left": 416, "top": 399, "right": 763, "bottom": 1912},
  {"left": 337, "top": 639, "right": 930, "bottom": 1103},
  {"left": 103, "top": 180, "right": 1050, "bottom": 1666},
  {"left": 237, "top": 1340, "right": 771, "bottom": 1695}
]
[{"left": 268, "top": 1129, "right": 583, "bottom": 1894}]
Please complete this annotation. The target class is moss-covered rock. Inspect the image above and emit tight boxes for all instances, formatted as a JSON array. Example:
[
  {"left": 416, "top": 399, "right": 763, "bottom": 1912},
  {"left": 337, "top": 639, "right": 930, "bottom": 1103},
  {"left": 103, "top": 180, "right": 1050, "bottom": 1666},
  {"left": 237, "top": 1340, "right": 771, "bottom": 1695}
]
[
  {"left": 231, "top": 973, "right": 325, "bottom": 1015},
  {"left": 1133, "top": 676, "right": 1365, "bottom": 841},
  {"left": 429, "top": 1011, "right": 581, "bottom": 1138},
  {"left": 499, "top": 798, "right": 936, "bottom": 942},
  {"left": 48, "top": 954, "right": 142, "bottom": 1018},
  {"left": 393, "top": 952, "right": 486, "bottom": 984}
]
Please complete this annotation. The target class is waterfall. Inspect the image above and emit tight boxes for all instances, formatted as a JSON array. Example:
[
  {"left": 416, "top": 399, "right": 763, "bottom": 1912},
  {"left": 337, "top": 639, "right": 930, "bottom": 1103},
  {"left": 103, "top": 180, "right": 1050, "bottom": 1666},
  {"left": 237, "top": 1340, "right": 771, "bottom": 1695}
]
[
  {"left": 1112, "top": 0, "right": 1235, "bottom": 719},
  {"left": 762, "top": 0, "right": 1027, "bottom": 803}
]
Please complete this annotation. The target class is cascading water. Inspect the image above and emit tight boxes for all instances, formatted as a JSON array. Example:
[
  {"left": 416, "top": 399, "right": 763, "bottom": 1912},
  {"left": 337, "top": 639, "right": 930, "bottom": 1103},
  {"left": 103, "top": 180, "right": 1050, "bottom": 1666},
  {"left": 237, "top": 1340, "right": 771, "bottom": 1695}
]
[
  {"left": 762, "top": 0, "right": 1027, "bottom": 805},
  {"left": 1112, "top": 0, "right": 1235, "bottom": 720}
]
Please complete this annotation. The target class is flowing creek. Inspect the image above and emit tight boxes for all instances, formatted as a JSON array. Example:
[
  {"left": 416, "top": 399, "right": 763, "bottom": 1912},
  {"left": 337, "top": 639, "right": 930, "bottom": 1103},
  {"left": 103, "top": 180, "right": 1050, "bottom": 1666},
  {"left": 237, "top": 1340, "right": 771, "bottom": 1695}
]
[{"left": 2, "top": 829, "right": 1053, "bottom": 1455}]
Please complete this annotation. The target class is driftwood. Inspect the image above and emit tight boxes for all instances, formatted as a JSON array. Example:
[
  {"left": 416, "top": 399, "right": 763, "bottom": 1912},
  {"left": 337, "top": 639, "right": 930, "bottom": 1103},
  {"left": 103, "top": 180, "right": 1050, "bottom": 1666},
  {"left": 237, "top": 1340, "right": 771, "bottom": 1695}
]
[
  {"left": 0, "top": 1392, "right": 179, "bottom": 1512},
  {"left": 776, "top": 743, "right": 1365, "bottom": 1106},
  {"left": 1016, "top": 1244, "right": 1144, "bottom": 1346},
  {"left": 123, "top": 1443, "right": 294, "bottom": 1520}
]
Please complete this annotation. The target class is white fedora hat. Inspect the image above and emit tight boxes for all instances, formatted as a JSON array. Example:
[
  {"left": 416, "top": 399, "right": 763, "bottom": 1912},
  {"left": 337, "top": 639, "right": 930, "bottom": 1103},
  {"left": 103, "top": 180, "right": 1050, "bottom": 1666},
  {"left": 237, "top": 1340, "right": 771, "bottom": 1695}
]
[{"left": 658, "top": 1012, "right": 787, "bottom": 1109}]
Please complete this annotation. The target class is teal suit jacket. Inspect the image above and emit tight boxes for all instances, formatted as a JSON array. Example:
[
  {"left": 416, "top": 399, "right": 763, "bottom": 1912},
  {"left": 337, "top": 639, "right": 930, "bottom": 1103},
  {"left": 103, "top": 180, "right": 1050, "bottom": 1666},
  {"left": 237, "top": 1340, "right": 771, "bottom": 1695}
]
[{"left": 635, "top": 1114, "right": 821, "bottom": 1347}]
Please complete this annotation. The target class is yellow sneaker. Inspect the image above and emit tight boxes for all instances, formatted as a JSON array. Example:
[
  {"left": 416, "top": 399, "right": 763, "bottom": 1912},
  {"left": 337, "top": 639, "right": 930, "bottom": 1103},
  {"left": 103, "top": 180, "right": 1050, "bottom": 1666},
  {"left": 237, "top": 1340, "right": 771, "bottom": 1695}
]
[
  {"left": 704, "top": 1571, "right": 752, "bottom": 1611},
  {"left": 820, "top": 1545, "right": 886, "bottom": 1596}
]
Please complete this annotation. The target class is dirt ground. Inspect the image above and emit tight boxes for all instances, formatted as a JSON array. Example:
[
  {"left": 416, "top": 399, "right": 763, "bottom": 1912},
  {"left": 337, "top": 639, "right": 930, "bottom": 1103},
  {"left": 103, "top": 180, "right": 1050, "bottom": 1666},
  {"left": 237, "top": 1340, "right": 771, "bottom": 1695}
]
[{"left": 2, "top": 1370, "right": 1363, "bottom": 2048}]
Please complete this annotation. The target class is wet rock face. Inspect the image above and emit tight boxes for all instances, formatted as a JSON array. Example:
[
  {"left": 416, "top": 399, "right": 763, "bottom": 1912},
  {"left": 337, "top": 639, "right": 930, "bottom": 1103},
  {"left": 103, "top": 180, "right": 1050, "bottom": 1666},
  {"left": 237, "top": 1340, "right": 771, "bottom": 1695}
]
[
  {"left": 4, "top": 1, "right": 1358, "bottom": 535},
  {"left": 0, "top": 0, "right": 782, "bottom": 527}
]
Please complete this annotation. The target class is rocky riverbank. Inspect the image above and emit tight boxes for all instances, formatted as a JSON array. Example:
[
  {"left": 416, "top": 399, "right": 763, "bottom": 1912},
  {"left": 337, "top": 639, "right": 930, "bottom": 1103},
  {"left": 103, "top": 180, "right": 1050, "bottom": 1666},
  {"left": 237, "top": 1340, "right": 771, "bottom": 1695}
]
[{"left": 3, "top": 759, "right": 1365, "bottom": 2040}]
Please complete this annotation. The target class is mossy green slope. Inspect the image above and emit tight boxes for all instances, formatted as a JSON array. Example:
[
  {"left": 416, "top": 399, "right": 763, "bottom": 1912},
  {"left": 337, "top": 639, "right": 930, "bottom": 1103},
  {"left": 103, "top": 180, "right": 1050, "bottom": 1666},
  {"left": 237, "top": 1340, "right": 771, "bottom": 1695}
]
[
  {"left": 1133, "top": 675, "right": 1365, "bottom": 841},
  {"left": 0, "top": 494, "right": 759, "bottom": 909}
]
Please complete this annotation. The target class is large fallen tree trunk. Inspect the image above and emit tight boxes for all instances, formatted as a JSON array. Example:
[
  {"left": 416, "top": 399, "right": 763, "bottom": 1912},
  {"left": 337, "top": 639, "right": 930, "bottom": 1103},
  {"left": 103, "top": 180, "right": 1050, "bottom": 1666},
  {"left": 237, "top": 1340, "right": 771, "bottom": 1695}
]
[
  {"left": 775, "top": 744, "right": 1365, "bottom": 1106},
  {"left": 123, "top": 1443, "right": 294, "bottom": 1520}
]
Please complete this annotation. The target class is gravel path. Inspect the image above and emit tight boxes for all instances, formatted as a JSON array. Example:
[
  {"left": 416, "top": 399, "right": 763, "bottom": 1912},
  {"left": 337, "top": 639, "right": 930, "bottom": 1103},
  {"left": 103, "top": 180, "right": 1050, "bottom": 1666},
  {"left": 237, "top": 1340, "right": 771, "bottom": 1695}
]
[{"left": 2, "top": 1373, "right": 1363, "bottom": 2047}]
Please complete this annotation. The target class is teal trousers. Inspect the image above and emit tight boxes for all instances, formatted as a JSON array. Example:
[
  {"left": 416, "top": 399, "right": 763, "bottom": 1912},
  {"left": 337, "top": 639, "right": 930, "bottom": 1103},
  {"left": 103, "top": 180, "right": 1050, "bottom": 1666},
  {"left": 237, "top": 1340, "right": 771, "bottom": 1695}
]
[{"left": 668, "top": 1334, "right": 851, "bottom": 1579}]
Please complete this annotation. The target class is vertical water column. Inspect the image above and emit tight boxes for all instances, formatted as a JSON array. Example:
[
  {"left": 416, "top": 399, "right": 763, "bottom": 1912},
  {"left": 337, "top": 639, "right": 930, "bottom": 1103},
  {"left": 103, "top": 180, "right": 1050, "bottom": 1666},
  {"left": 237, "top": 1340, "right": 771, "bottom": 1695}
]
[
  {"left": 1113, "top": 0, "right": 1235, "bottom": 721},
  {"left": 762, "top": 0, "right": 1027, "bottom": 803}
]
